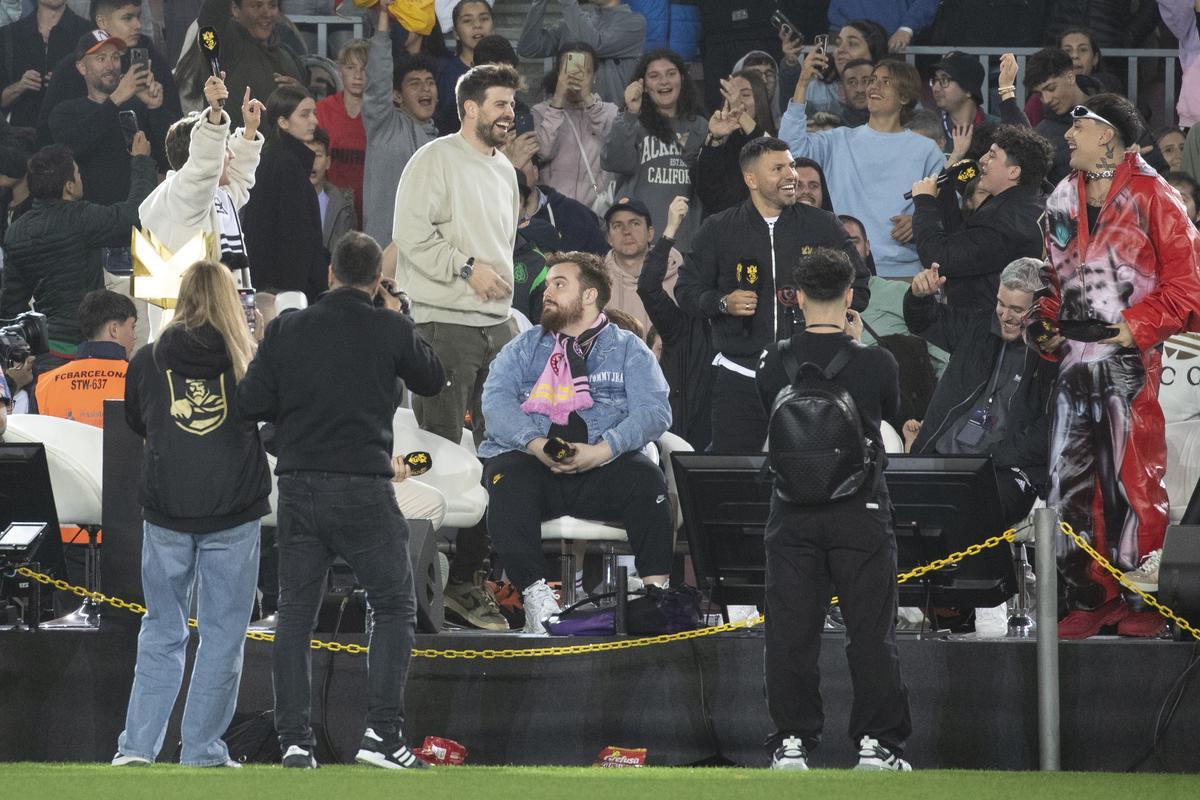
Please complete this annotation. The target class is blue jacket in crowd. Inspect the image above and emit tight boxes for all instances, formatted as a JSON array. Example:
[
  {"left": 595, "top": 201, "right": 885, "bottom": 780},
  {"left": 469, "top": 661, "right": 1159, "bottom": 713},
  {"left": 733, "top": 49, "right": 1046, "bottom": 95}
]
[
  {"left": 479, "top": 323, "right": 671, "bottom": 460},
  {"left": 826, "top": 0, "right": 940, "bottom": 35}
]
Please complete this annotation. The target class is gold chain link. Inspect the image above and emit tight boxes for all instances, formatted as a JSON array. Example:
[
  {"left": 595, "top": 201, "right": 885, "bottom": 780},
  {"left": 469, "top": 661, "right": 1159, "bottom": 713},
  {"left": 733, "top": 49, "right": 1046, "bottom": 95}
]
[
  {"left": 25, "top": 522, "right": 1191, "bottom": 657},
  {"left": 1058, "top": 521, "right": 1200, "bottom": 641}
]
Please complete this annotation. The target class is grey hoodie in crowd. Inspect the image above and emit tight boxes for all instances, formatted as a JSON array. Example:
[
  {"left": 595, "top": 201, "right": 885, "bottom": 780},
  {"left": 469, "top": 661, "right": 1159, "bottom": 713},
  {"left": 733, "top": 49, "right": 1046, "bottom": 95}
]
[
  {"left": 732, "top": 50, "right": 782, "bottom": 130},
  {"left": 601, "top": 112, "right": 708, "bottom": 253},
  {"left": 363, "top": 29, "right": 438, "bottom": 247}
]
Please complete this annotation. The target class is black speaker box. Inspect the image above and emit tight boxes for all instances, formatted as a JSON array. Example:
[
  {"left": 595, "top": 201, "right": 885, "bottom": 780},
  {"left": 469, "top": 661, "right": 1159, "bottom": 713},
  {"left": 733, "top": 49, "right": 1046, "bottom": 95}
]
[
  {"left": 407, "top": 517, "right": 444, "bottom": 633},
  {"left": 1161, "top": 525, "right": 1200, "bottom": 622},
  {"left": 103, "top": 399, "right": 148, "bottom": 604}
]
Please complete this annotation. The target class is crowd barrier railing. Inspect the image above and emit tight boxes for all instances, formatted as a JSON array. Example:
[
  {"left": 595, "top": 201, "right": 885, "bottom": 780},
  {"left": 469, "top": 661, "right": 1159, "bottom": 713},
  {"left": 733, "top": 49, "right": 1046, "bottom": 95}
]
[{"left": 289, "top": 13, "right": 366, "bottom": 59}]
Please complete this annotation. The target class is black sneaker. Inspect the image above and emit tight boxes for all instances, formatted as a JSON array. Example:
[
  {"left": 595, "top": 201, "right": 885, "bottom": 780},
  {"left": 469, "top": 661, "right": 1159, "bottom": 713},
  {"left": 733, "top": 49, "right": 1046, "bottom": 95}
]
[
  {"left": 854, "top": 736, "right": 911, "bottom": 771},
  {"left": 355, "top": 728, "right": 430, "bottom": 769},
  {"left": 770, "top": 735, "right": 809, "bottom": 771},
  {"left": 282, "top": 744, "right": 318, "bottom": 769}
]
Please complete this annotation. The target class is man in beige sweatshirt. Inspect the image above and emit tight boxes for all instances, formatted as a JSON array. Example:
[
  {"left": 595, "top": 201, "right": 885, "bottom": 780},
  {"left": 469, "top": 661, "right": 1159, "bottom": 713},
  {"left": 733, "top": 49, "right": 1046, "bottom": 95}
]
[{"left": 392, "top": 63, "right": 521, "bottom": 631}]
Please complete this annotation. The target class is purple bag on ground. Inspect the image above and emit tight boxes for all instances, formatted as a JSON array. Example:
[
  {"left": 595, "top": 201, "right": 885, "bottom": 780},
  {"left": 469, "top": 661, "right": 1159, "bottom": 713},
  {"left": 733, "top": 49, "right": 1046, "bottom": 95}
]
[{"left": 545, "top": 586, "right": 702, "bottom": 636}]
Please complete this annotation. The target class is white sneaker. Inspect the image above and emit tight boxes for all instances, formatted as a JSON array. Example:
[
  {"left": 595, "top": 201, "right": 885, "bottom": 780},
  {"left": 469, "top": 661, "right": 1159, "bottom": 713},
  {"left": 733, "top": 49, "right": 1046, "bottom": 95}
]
[
  {"left": 521, "top": 579, "right": 562, "bottom": 634},
  {"left": 974, "top": 603, "right": 1009, "bottom": 638},
  {"left": 854, "top": 736, "right": 912, "bottom": 771},
  {"left": 770, "top": 735, "right": 809, "bottom": 771},
  {"left": 111, "top": 753, "right": 152, "bottom": 767},
  {"left": 1125, "top": 549, "right": 1162, "bottom": 592}
]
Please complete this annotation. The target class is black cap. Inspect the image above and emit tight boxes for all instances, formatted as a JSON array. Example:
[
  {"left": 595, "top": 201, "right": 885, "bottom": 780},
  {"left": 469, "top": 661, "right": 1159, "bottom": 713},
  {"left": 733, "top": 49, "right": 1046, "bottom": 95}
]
[
  {"left": 74, "top": 30, "right": 126, "bottom": 61},
  {"left": 932, "top": 51, "right": 984, "bottom": 106},
  {"left": 604, "top": 197, "right": 652, "bottom": 227}
]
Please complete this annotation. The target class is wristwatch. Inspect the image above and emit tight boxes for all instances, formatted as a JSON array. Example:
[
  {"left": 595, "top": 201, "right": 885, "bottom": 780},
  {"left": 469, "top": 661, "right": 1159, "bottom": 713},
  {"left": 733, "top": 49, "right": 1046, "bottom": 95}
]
[
  {"left": 458, "top": 257, "right": 475, "bottom": 281},
  {"left": 718, "top": 295, "right": 729, "bottom": 314}
]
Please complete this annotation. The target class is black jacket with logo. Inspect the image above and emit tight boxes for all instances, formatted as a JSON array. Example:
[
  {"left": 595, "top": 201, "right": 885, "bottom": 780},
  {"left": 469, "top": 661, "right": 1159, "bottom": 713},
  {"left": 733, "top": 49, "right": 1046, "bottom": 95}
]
[
  {"left": 904, "top": 291, "right": 1057, "bottom": 491},
  {"left": 125, "top": 324, "right": 271, "bottom": 533},
  {"left": 912, "top": 183, "right": 1046, "bottom": 312},
  {"left": 674, "top": 198, "right": 870, "bottom": 365},
  {"left": 236, "top": 288, "right": 445, "bottom": 477}
]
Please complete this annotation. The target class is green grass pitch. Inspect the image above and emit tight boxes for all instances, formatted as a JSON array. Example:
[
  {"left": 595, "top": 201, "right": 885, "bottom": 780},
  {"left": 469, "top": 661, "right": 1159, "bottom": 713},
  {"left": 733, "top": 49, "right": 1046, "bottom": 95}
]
[{"left": 2, "top": 765, "right": 1196, "bottom": 800}]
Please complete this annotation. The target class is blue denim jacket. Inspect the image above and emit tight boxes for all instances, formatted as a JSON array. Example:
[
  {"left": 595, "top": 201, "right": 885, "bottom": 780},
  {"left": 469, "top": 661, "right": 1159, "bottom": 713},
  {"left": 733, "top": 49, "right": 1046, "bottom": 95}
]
[{"left": 479, "top": 324, "right": 672, "bottom": 459}]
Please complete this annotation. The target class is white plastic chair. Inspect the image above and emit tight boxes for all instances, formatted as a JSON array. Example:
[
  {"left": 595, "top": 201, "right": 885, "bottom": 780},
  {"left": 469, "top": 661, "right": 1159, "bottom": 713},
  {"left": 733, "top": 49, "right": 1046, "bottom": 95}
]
[
  {"left": 539, "top": 431, "right": 694, "bottom": 605},
  {"left": 1165, "top": 419, "right": 1200, "bottom": 523},
  {"left": 2, "top": 415, "right": 105, "bottom": 627},
  {"left": 393, "top": 408, "right": 486, "bottom": 529},
  {"left": 880, "top": 420, "right": 905, "bottom": 454}
]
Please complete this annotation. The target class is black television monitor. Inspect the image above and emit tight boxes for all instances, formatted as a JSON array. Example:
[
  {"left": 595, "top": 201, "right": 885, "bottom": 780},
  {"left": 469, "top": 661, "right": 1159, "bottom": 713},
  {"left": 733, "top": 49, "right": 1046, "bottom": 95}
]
[
  {"left": 0, "top": 443, "right": 65, "bottom": 577},
  {"left": 672, "top": 453, "right": 1015, "bottom": 612},
  {"left": 885, "top": 455, "right": 1016, "bottom": 608}
]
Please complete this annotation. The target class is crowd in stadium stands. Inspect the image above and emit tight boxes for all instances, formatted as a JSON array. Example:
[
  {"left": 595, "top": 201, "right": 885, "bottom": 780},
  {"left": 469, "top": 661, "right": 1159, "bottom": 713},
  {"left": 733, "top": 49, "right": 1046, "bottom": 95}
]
[{"left": 3, "top": 0, "right": 1200, "bottom": 770}]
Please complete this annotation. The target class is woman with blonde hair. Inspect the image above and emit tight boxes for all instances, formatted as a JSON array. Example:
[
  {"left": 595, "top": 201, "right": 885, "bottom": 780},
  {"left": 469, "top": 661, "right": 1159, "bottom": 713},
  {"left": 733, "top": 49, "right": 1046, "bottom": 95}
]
[{"left": 114, "top": 260, "right": 271, "bottom": 768}]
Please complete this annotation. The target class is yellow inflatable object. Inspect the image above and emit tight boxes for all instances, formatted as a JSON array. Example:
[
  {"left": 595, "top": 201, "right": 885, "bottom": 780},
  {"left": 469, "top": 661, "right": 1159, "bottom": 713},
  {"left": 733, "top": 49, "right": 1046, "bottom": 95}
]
[{"left": 349, "top": 0, "right": 436, "bottom": 36}]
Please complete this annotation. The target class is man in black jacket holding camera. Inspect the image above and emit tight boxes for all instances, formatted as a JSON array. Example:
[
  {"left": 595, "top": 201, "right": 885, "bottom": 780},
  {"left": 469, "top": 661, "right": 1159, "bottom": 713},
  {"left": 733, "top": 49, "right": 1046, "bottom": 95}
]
[
  {"left": 910, "top": 124, "right": 1053, "bottom": 311},
  {"left": 237, "top": 231, "right": 444, "bottom": 770},
  {"left": 902, "top": 257, "right": 1057, "bottom": 525},
  {"left": 676, "top": 136, "right": 869, "bottom": 452}
]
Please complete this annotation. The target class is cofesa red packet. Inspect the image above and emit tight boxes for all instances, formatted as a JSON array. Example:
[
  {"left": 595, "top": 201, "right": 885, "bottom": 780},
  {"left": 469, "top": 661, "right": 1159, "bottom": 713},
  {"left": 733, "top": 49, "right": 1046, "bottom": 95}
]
[
  {"left": 417, "top": 736, "right": 467, "bottom": 765},
  {"left": 594, "top": 746, "right": 647, "bottom": 767}
]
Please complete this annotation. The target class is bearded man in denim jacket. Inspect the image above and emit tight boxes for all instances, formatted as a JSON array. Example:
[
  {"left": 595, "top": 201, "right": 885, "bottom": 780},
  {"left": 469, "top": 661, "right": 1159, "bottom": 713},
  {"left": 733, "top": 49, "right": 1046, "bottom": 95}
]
[{"left": 479, "top": 249, "right": 672, "bottom": 633}]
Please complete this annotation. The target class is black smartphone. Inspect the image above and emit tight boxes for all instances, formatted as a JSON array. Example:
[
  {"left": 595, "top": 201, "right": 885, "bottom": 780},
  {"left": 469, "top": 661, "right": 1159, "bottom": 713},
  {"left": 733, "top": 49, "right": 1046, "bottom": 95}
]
[
  {"left": 117, "top": 109, "right": 140, "bottom": 148},
  {"left": 1058, "top": 319, "right": 1120, "bottom": 342},
  {"left": 514, "top": 108, "right": 535, "bottom": 136},
  {"left": 238, "top": 288, "right": 256, "bottom": 333},
  {"left": 770, "top": 9, "right": 801, "bottom": 43},
  {"left": 129, "top": 47, "right": 149, "bottom": 73}
]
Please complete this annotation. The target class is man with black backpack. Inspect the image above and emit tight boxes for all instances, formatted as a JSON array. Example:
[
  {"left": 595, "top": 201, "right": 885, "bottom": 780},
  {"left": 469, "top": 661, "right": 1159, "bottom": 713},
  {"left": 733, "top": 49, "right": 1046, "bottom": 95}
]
[{"left": 755, "top": 248, "right": 912, "bottom": 772}]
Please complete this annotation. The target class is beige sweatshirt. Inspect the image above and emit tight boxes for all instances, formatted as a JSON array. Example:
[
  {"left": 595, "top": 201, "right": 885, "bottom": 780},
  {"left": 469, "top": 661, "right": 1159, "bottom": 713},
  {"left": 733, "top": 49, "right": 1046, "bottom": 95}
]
[{"left": 392, "top": 133, "right": 520, "bottom": 326}]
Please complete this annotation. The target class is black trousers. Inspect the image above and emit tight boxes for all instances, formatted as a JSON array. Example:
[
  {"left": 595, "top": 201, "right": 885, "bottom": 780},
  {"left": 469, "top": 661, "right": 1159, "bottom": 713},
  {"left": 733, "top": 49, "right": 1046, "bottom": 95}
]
[
  {"left": 763, "top": 492, "right": 912, "bottom": 756},
  {"left": 273, "top": 472, "right": 415, "bottom": 749},
  {"left": 710, "top": 366, "right": 768, "bottom": 453},
  {"left": 482, "top": 450, "right": 673, "bottom": 590}
]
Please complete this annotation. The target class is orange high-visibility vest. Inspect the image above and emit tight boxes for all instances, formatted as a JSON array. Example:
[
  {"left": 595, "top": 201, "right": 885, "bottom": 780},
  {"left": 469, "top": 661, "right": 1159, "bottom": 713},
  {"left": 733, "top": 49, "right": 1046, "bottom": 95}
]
[
  {"left": 35, "top": 357, "right": 127, "bottom": 429},
  {"left": 35, "top": 357, "right": 126, "bottom": 542}
]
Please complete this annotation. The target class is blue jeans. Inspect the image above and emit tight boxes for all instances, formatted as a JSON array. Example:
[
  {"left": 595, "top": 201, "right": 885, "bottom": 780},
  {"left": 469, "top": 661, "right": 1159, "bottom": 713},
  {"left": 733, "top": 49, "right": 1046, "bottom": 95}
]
[
  {"left": 273, "top": 472, "right": 415, "bottom": 749},
  {"left": 117, "top": 520, "right": 261, "bottom": 766}
]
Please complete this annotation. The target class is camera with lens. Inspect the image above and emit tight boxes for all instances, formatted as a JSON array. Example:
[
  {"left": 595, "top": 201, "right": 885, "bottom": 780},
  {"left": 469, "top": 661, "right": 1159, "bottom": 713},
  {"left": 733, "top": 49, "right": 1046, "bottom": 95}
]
[{"left": 0, "top": 311, "right": 49, "bottom": 368}]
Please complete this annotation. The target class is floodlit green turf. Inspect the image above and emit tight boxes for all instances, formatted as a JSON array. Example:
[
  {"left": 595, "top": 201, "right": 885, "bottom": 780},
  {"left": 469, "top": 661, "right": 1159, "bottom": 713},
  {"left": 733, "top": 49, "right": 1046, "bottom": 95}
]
[{"left": 1, "top": 765, "right": 1196, "bottom": 800}]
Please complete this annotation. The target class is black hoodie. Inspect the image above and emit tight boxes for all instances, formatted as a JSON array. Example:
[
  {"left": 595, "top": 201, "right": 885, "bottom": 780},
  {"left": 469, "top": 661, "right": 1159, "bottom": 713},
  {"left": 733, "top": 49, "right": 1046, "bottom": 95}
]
[{"left": 125, "top": 324, "right": 271, "bottom": 533}]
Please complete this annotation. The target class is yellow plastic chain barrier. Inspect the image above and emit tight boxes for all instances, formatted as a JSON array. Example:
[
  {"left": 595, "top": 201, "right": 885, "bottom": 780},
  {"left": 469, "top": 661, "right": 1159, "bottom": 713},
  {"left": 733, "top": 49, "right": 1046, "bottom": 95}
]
[
  {"left": 1058, "top": 521, "right": 1200, "bottom": 641},
  {"left": 61, "top": 525, "right": 1200, "bottom": 660},
  {"left": 13, "top": 528, "right": 1018, "bottom": 658}
]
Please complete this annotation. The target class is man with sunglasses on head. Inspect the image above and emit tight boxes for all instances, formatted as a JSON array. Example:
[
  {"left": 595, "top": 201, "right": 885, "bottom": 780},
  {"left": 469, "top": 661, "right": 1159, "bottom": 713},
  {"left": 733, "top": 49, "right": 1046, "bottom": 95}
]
[{"left": 1036, "top": 94, "right": 1200, "bottom": 639}]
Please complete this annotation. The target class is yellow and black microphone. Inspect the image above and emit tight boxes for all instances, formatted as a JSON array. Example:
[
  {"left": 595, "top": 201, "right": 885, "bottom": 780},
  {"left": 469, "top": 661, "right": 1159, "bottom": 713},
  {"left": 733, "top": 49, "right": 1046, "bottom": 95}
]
[
  {"left": 199, "top": 26, "right": 223, "bottom": 107},
  {"left": 542, "top": 436, "right": 576, "bottom": 463},
  {"left": 903, "top": 159, "right": 978, "bottom": 199},
  {"left": 737, "top": 262, "right": 761, "bottom": 334},
  {"left": 404, "top": 451, "right": 432, "bottom": 476}
]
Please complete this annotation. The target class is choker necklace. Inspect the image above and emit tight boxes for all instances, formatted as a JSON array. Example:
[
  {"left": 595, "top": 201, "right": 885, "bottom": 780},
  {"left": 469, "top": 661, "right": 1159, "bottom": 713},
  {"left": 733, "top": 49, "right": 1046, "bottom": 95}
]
[
  {"left": 805, "top": 323, "right": 844, "bottom": 330},
  {"left": 1085, "top": 168, "right": 1116, "bottom": 181}
]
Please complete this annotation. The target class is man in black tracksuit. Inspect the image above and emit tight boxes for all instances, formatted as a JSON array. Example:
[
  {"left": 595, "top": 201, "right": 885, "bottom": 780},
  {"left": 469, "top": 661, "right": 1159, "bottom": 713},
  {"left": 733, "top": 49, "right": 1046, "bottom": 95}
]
[
  {"left": 237, "top": 232, "right": 444, "bottom": 770},
  {"left": 675, "top": 137, "right": 869, "bottom": 453},
  {"left": 903, "top": 257, "right": 1058, "bottom": 525},
  {"left": 910, "top": 124, "right": 1052, "bottom": 311}
]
